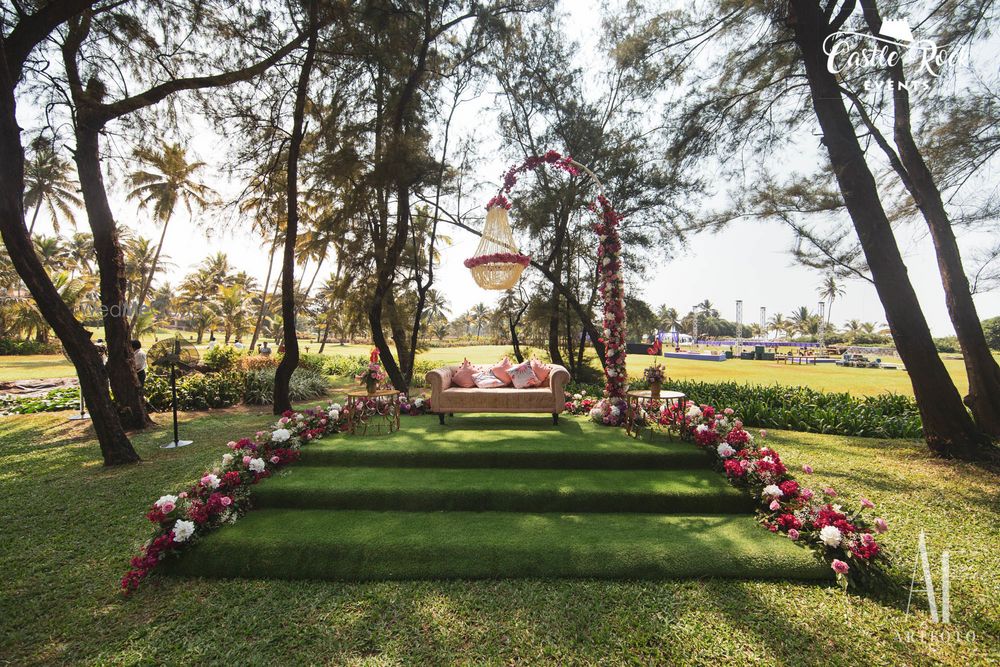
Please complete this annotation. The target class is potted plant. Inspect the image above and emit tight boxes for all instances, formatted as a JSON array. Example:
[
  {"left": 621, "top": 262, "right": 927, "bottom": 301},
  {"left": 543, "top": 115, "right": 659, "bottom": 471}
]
[
  {"left": 357, "top": 347, "right": 386, "bottom": 394},
  {"left": 643, "top": 362, "right": 665, "bottom": 399}
]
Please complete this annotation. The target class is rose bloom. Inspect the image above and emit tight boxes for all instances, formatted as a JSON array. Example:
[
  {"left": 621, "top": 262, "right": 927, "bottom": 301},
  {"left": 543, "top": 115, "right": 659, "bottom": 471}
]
[
  {"left": 831, "top": 559, "right": 850, "bottom": 575},
  {"left": 860, "top": 497, "right": 875, "bottom": 509},
  {"left": 769, "top": 500, "right": 781, "bottom": 511},
  {"left": 802, "top": 464, "right": 814, "bottom": 474},
  {"left": 787, "top": 528, "right": 800, "bottom": 540},
  {"left": 819, "top": 525, "right": 843, "bottom": 547},
  {"left": 824, "top": 487, "right": 837, "bottom": 497},
  {"left": 874, "top": 517, "right": 889, "bottom": 534}
]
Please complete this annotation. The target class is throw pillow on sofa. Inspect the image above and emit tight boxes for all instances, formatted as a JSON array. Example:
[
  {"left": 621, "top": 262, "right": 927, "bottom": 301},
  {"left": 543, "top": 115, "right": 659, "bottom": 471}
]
[
  {"left": 473, "top": 370, "right": 506, "bottom": 388},
  {"left": 453, "top": 359, "right": 478, "bottom": 388},
  {"left": 530, "top": 358, "right": 552, "bottom": 384},
  {"left": 509, "top": 361, "right": 540, "bottom": 388},
  {"left": 491, "top": 357, "right": 514, "bottom": 385}
]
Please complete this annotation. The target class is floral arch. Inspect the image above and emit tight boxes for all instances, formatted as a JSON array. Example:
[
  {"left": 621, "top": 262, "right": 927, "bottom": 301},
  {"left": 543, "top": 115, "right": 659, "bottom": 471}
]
[{"left": 465, "top": 150, "right": 627, "bottom": 399}]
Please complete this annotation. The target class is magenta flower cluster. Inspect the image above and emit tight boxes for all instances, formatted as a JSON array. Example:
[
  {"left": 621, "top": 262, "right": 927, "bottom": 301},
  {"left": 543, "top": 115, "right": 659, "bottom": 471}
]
[{"left": 463, "top": 252, "right": 531, "bottom": 269}]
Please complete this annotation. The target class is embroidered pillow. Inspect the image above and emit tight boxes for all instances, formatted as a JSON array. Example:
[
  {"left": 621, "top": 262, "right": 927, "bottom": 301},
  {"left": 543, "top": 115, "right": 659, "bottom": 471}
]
[
  {"left": 509, "top": 361, "right": 540, "bottom": 389},
  {"left": 473, "top": 370, "right": 506, "bottom": 389},
  {"left": 453, "top": 358, "right": 477, "bottom": 388},
  {"left": 530, "top": 358, "right": 551, "bottom": 384},
  {"left": 491, "top": 357, "right": 513, "bottom": 385}
]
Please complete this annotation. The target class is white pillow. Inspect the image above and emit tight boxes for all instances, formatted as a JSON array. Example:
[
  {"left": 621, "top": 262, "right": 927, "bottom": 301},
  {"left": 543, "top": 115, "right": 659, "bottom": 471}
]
[{"left": 473, "top": 370, "right": 506, "bottom": 389}]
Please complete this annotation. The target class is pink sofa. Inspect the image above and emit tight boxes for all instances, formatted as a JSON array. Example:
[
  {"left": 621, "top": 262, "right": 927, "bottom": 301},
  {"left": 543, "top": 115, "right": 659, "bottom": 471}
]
[{"left": 426, "top": 364, "right": 571, "bottom": 425}]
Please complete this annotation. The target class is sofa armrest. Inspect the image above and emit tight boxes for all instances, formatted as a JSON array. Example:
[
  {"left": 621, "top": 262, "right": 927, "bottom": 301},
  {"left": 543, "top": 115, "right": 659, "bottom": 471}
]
[
  {"left": 426, "top": 368, "right": 453, "bottom": 408},
  {"left": 547, "top": 364, "right": 571, "bottom": 410}
]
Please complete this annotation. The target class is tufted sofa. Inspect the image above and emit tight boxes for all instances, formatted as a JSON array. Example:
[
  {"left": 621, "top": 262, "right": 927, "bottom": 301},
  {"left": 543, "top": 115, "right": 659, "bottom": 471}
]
[{"left": 426, "top": 364, "right": 571, "bottom": 425}]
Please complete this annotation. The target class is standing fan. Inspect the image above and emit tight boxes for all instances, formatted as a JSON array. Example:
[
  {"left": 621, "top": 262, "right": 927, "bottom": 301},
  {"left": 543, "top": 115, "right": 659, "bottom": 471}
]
[
  {"left": 62, "top": 347, "right": 90, "bottom": 421},
  {"left": 147, "top": 335, "right": 200, "bottom": 449}
]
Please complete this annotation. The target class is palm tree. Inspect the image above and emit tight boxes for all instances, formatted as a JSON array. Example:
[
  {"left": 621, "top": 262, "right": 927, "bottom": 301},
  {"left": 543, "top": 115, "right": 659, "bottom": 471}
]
[
  {"left": 23, "top": 137, "right": 82, "bottom": 234},
  {"left": 32, "top": 235, "right": 69, "bottom": 272},
  {"left": 790, "top": 306, "right": 813, "bottom": 338},
  {"left": 656, "top": 305, "right": 680, "bottom": 330},
  {"left": 695, "top": 299, "right": 718, "bottom": 318},
  {"left": 126, "top": 141, "right": 217, "bottom": 334},
  {"left": 768, "top": 312, "right": 789, "bottom": 340},
  {"left": 818, "top": 275, "right": 847, "bottom": 326},
  {"left": 200, "top": 252, "right": 231, "bottom": 286},
  {"left": 423, "top": 288, "right": 450, "bottom": 324},
  {"left": 471, "top": 303, "right": 488, "bottom": 338},
  {"left": 216, "top": 284, "right": 249, "bottom": 343},
  {"left": 66, "top": 232, "right": 94, "bottom": 276}
]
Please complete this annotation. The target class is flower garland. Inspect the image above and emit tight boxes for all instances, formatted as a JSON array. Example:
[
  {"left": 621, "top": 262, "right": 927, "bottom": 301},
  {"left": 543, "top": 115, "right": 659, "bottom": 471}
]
[
  {"left": 121, "top": 404, "right": 349, "bottom": 593},
  {"left": 463, "top": 252, "right": 531, "bottom": 269},
  {"left": 592, "top": 195, "right": 627, "bottom": 400},
  {"left": 485, "top": 150, "right": 627, "bottom": 401},
  {"left": 644, "top": 400, "right": 889, "bottom": 589}
]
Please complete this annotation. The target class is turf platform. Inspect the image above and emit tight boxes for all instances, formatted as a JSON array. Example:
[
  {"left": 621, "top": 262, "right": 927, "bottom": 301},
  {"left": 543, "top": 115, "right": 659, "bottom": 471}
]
[
  {"left": 165, "top": 510, "right": 831, "bottom": 581},
  {"left": 166, "top": 415, "right": 831, "bottom": 583},
  {"left": 253, "top": 466, "right": 753, "bottom": 514}
]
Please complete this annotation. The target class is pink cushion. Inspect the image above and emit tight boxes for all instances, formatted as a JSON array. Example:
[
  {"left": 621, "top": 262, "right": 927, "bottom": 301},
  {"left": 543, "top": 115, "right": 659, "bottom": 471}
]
[
  {"left": 453, "top": 359, "right": 477, "bottom": 388},
  {"left": 473, "top": 370, "right": 506, "bottom": 389},
  {"left": 530, "top": 358, "right": 551, "bottom": 383},
  {"left": 491, "top": 357, "right": 513, "bottom": 385},
  {"left": 509, "top": 361, "right": 540, "bottom": 389}
]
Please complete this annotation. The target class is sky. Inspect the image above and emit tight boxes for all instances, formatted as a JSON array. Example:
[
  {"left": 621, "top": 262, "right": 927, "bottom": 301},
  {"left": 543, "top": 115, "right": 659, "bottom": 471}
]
[{"left": 21, "top": 0, "right": 1000, "bottom": 337}]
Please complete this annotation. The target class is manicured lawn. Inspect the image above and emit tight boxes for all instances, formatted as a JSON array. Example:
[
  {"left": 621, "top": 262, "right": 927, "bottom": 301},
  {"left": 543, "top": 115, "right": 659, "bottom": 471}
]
[
  {"left": 1, "top": 406, "right": 997, "bottom": 664},
  {"left": 2, "top": 342, "right": 982, "bottom": 398}
]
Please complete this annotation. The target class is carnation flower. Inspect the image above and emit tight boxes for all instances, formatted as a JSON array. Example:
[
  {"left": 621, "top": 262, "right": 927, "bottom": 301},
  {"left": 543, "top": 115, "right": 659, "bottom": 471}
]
[
  {"left": 823, "top": 487, "right": 837, "bottom": 497},
  {"left": 243, "top": 455, "right": 252, "bottom": 465},
  {"left": 762, "top": 484, "right": 783, "bottom": 498},
  {"left": 800, "top": 488, "right": 814, "bottom": 500},
  {"left": 220, "top": 496, "right": 232, "bottom": 507},
  {"left": 819, "top": 525, "right": 843, "bottom": 547},
  {"left": 723, "top": 407, "right": 734, "bottom": 416},
  {"left": 717, "top": 443, "right": 736, "bottom": 458},
  {"left": 860, "top": 497, "right": 875, "bottom": 509},
  {"left": 573, "top": 393, "right": 582, "bottom": 400},
  {"left": 686, "top": 405, "right": 702, "bottom": 419},
  {"left": 330, "top": 403, "right": 342, "bottom": 411},
  {"left": 831, "top": 559, "right": 850, "bottom": 574},
  {"left": 329, "top": 410, "right": 339, "bottom": 421},
  {"left": 696, "top": 424, "right": 709, "bottom": 433},
  {"left": 769, "top": 499, "right": 781, "bottom": 511},
  {"left": 787, "top": 528, "right": 800, "bottom": 540},
  {"left": 271, "top": 428, "right": 291, "bottom": 442},
  {"left": 172, "top": 519, "right": 195, "bottom": 543},
  {"left": 248, "top": 458, "right": 266, "bottom": 473},
  {"left": 759, "top": 429, "right": 767, "bottom": 438},
  {"left": 200, "top": 474, "right": 220, "bottom": 489},
  {"left": 874, "top": 517, "right": 889, "bottom": 534},
  {"left": 154, "top": 495, "right": 178, "bottom": 513},
  {"left": 802, "top": 464, "right": 813, "bottom": 474},
  {"left": 222, "top": 453, "right": 234, "bottom": 466},
  {"left": 270, "top": 456, "right": 280, "bottom": 464}
]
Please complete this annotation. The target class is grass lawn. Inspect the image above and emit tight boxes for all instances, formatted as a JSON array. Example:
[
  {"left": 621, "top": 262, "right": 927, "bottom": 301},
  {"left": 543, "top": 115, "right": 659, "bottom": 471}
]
[
  {"left": 2, "top": 341, "right": 981, "bottom": 398},
  {"left": 1, "top": 405, "right": 997, "bottom": 664}
]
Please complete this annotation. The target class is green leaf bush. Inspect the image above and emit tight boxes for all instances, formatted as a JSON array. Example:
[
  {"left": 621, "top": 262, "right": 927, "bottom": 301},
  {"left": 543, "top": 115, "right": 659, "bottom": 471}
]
[
  {"left": 568, "top": 378, "right": 923, "bottom": 439},
  {"left": 202, "top": 345, "right": 244, "bottom": 372},
  {"left": 0, "top": 339, "right": 60, "bottom": 355},
  {"left": 0, "top": 387, "right": 81, "bottom": 414},
  {"left": 242, "top": 368, "right": 330, "bottom": 405},
  {"left": 145, "top": 372, "right": 246, "bottom": 412}
]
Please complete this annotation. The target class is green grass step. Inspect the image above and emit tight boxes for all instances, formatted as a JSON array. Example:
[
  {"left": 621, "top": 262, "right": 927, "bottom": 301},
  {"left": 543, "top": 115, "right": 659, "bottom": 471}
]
[
  {"left": 300, "top": 417, "right": 712, "bottom": 470},
  {"left": 164, "top": 510, "right": 832, "bottom": 582},
  {"left": 252, "top": 466, "right": 754, "bottom": 514}
]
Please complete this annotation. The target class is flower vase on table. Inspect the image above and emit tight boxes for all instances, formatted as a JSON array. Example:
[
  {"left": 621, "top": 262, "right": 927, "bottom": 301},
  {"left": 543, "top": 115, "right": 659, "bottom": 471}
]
[
  {"left": 357, "top": 347, "right": 387, "bottom": 396},
  {"left": 643, "top": 362, "right": 665, "bottom": 400}
]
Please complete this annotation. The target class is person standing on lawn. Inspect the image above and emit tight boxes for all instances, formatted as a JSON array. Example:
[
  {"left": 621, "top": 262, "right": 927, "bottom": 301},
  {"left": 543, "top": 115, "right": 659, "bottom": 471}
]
[{"left": 131, "top": 340, "right": 147, "bottom": 388}]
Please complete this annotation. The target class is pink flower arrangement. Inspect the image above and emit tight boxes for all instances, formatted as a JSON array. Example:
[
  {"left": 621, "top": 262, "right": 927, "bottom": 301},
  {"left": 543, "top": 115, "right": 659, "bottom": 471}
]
[
  {"left": 463, "top": 252, "right": 531, "bottom": 269},
  {"left": 121, "top": 404, "right": 348, "bottom": 593}
]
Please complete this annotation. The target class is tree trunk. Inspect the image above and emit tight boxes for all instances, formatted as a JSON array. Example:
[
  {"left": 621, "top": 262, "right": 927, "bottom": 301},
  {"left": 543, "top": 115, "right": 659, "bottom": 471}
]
[
  {"left": 858, "top": 0, "right": 1000, "bottom": 438},
  {"left": 789, "top": 0, "right": 986, "bottom": 459},
  {"left": 273, "top": 0, "right": 317, "bottom": 414},
  {"left": 0, "top": 51, "right": 139, "bottom": 465},
  {"left": 73, "top": 120, "right": 152, "bottom": 429},
  {"left": 318, "top": 312, "right": 332, "bottom": 354}
]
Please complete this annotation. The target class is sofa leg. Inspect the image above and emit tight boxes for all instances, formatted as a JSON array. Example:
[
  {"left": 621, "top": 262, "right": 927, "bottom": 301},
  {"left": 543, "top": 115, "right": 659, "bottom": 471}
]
[
  {"left": 438, "top": 413, "right": 445, "bottom": 425},
  {"left": 552, "top": 413, "right": 559, "bottom": 425}
]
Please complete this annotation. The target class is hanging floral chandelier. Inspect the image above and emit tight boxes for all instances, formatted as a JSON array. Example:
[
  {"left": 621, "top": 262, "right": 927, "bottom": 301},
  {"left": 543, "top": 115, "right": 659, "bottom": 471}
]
[{"left": 463, "top": 203, "right": 531, "bottom": 290}]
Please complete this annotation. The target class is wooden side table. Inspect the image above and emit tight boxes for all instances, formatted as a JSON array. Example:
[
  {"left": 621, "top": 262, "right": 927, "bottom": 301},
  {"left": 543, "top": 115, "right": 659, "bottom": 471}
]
[
  {"left": 625, "top": 389, "right": 686, "bottom": 437},
  {"left": 345, "top": 389, "right": 401, "bottom": 436}
]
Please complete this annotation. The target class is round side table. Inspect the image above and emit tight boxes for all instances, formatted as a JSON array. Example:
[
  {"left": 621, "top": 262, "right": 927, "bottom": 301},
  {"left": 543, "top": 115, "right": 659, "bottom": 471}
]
[
  {"left": 345, "top": 389, "right": 401, "bottom": 436},
  {"left": 624, "top": 389, "right": 686, "bottom": 437}
]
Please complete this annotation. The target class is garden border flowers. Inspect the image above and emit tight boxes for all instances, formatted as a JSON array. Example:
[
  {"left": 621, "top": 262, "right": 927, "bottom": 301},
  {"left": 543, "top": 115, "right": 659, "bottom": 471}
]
[
  {"left": 121, "top": 403, "right": 349, "bottom": 593},
  {"left": 565, "top": 393, "right": 891, "bottom": 590}
]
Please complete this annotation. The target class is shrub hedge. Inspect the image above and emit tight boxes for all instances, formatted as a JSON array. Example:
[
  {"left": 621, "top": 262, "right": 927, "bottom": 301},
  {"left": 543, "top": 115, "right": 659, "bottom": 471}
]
[
  {"left": 0, "top": 339, "right": 60, "bottom": 355},
  {"left": 567, "top": 378, "right": 923, "bottom": 439}
]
